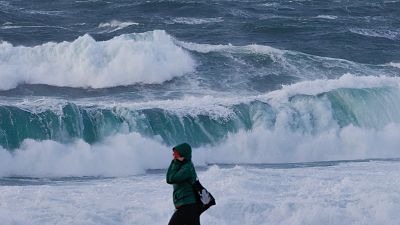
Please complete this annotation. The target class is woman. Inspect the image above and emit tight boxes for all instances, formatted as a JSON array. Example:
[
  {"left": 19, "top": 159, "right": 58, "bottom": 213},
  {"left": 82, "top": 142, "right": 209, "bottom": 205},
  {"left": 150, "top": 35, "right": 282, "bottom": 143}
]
[{"left": 166, "top": 143, "right": 200, "bottom": 225}]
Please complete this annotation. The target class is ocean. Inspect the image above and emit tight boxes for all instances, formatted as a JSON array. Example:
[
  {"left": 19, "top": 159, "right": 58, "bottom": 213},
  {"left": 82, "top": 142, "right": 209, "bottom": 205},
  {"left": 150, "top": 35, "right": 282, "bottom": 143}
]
[{"left": 1, "top": 0, "right": 400, "bottom": 224}]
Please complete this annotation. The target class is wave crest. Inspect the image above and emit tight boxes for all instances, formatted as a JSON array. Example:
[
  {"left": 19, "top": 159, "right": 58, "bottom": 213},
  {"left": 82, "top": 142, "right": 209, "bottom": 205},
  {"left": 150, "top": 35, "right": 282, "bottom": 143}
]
[
  {"left": 97, "top": 20, "right": 139, "bottom": 33},
  {"left": 349, "top": 28, "right": 400, "bottom": 40},
  {"left": 0, "top": 30, "right": 195, "bottom": 90}
]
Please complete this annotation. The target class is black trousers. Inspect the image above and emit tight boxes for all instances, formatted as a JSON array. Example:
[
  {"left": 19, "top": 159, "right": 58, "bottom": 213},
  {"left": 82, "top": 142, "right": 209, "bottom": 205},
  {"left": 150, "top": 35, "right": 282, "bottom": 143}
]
[{"left": 168, "top": 203, "right": 201, "bottom": 225}]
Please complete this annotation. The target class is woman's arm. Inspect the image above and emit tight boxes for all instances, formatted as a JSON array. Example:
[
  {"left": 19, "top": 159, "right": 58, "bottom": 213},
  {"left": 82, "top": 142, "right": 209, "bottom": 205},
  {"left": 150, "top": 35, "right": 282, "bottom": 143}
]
[{"left": 166, "top": 161, "right": 193, "bottom": 184}]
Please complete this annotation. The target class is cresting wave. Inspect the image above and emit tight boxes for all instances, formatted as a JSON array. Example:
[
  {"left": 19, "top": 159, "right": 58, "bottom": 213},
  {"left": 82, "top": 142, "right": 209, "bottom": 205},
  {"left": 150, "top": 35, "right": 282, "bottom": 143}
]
[
  {"left": 1, "top": 75, "right": 400, "bottom": 176},
  {"left": 1, "top": 74, "right": 400, "bottom": 150},
  {"left": 0, "top": 30, "right": 195, "bottom": 90}
]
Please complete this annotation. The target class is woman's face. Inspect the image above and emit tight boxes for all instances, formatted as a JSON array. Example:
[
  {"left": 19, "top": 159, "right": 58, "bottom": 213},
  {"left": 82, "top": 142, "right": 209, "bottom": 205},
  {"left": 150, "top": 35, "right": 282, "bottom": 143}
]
[{"left": 173, "top": 150, "right": 181, "bottom": 159}]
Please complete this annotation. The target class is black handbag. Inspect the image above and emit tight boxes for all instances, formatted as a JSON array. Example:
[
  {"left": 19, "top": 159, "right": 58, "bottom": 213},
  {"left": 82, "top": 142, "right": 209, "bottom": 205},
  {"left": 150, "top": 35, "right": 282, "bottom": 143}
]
[{"left": 192, "top": 179, "right": 216, "bottom": 214}]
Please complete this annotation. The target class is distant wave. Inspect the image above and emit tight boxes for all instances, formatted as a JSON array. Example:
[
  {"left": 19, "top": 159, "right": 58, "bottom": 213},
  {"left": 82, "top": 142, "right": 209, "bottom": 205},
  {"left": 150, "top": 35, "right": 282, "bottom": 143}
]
[
  {"left": 177, "top": 40, "right": 397, "bottom": 80},
  {"left": 97, "top": 20, "right": 139, "bottom": 33},
  {"left": 261, "top": 3, "right": 279, "bottom": 7},
  {"left": 315, "top": 15, "right": 338, "bottom": 20},
  {"left": 349, "top": 28, "right": 400, "bottom": 40},
  {"left": 0, "top": 23, "right": 70, "bottom": 30},
  {"left": 170, "top": 17, "right": 224, "bottom": 25},
  {"left": 25, "top": 9, "right": 64, "bottom": 16},
  {"left": 0, "top": 30, "right": 195, "bottom": 90},
  {"left": 0, "top": 1, "right": 64, "bottom": 16},
  {"left": 389, "top": 62, "right": 400, "bottom": 68}
]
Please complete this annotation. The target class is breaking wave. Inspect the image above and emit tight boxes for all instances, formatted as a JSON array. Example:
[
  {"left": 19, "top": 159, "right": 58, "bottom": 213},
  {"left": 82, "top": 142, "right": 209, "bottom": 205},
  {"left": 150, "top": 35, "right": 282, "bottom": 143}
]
[
  {"left": 1, "top": 75, "right": 400, "bottom": 176},
  {"left": 1, "top": 74, "right": 400, "bottom": 149},
  {"left": 0, "top": 30, "right": 195, "bottom": 90}
]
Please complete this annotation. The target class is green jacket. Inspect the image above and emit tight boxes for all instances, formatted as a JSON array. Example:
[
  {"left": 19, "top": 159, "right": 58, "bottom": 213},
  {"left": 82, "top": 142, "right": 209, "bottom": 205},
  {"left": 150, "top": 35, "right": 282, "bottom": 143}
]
[{"left": 166, "top": 143, "right": 198, "bottom": 208}]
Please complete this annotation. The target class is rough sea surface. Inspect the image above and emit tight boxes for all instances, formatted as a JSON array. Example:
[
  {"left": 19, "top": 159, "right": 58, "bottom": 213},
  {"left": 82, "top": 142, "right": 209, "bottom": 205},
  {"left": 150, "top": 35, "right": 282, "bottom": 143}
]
[{"left": 1, "top": 0, "right": 400, "bottom": 224}]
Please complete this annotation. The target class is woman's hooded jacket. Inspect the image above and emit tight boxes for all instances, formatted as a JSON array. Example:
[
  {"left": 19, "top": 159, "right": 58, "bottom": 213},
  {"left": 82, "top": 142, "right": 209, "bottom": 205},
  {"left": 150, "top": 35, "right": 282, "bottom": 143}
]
[{"left": 166, "top": 143, "right": 198, "bottom": 208}]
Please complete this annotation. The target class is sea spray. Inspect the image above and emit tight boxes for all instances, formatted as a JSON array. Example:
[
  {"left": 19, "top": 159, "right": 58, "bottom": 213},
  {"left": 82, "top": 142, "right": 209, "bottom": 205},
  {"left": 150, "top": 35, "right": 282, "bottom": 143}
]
[{"left": 0, "top": 132, "right": 171, "bottom": 177}]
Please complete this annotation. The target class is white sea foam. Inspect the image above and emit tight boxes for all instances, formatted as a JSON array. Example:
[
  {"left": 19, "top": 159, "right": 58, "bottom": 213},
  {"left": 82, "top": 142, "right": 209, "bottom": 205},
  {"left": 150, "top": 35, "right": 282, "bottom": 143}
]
[
  {"left": 196, "top": 123, "right": 400, "bottom": 164},
  {"left": 1, "top": 159, "right": 400, "bottom": 224},
  {"left": 170, "top": 17, "right": 224, "bottom": 25},
  {"left": 349, "top": 28, "right": 400, "bottom": 40},
  {"left": 97, "top": 20, "right": 139, "bottom": 33},
  {"left": 0, "top": 30, "right": 195, "bottom": 90}
]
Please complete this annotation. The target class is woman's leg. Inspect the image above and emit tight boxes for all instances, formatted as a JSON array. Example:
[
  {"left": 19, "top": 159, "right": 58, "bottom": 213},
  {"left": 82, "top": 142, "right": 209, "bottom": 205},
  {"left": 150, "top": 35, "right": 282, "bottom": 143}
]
[
  {"left": 168, "top": 209, "right": 185, "bottom": 225},
  {"left": 168, "top": 204, "right": 201, "bottom": 225},
  {"left": 186, "top": 204, "right": 201, "bottom": 225}
]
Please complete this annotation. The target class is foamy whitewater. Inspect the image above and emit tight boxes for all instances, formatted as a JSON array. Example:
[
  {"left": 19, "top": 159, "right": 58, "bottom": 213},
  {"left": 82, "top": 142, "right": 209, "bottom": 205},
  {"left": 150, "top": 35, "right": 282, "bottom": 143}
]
[
  {"left": 1, "top": 161, "right": 400, "bottom": 225},
  {"left": 1, "top": 0, "right": 400, "bottom": 224}
]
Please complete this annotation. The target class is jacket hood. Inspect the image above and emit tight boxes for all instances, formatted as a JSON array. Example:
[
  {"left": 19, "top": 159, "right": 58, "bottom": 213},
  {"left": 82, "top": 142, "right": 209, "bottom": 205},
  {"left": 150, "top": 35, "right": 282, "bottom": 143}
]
[{"left": 173, "top": 143, "right": 192, "bottom": 161}]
